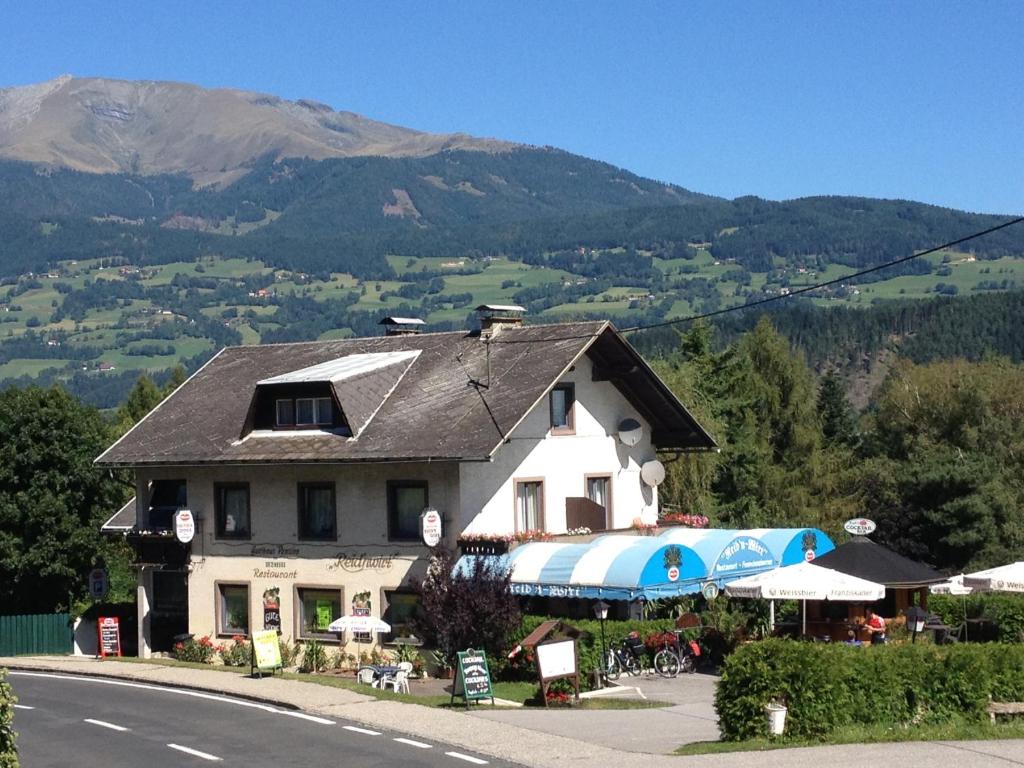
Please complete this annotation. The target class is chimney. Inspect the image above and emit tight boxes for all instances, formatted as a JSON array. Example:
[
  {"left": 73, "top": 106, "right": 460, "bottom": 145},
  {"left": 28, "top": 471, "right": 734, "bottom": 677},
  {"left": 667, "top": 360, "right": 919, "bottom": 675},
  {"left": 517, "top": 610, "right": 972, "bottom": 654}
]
[
  {"left": 379, "top": 316, "right": 426, "bottom": 336},
  {"left": 476, "top": 304, "right": 525, "bottom": 337}
]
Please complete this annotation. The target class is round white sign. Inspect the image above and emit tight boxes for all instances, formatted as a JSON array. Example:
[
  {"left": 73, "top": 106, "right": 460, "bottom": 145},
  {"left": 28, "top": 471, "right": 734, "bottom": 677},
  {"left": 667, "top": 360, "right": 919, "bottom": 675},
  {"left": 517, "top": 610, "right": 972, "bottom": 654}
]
[
  {"left": 804, "top": 549, "right": 816, "bottom": 562},
  {"left": 667, "top": 566, "right": 680, "bottom": 582},
  {"left": 843, "top": 518, "right": 876, "bottom": 536},
  {"left": 174, "top": 509, "right": 195, "bottom": 544},
  {"left": 420, "top": 507, "right": 442, "bottom": 547}
]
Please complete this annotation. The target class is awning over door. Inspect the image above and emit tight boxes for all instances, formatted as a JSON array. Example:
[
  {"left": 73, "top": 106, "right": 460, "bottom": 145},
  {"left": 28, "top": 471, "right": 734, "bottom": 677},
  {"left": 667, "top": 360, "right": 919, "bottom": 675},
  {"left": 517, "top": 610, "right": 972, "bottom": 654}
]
[{"left": 454, "top": 527, "right": 834, "bottom": 601}]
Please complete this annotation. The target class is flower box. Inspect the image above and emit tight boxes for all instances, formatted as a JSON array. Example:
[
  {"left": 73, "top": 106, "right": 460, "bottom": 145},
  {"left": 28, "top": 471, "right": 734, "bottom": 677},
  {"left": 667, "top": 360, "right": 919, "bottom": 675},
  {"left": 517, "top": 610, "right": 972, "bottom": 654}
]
[{"left": 458, "top": 539, "right": 509, "bottom": 556}]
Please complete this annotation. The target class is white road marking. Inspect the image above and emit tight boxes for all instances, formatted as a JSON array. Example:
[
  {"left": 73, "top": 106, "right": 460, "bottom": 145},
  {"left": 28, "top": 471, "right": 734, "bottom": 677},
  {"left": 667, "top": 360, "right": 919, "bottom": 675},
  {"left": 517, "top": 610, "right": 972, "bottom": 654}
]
[
  {"left": 343, "top": 725, "right": 382, "bottom": 735},
  {"left": 446, "top": 751, "right": 489, "bottom": 764},
  {"left": 84, "top": 718, "right": 129, "bottom": 732},
  {"left": 10, "top": 672, "right": 280, "bottom": 713},
  {"left": 13, "top": 705, "right": 34, "bottom": 710},
  {"left": 394, "top": 737, "right": 432, "bottom": 748},
  {"left": 167, "top": 743, "right": 222, "bottom": 761},
  {"left": 281, "top": 711, "right": 334, "bottom": 725}
]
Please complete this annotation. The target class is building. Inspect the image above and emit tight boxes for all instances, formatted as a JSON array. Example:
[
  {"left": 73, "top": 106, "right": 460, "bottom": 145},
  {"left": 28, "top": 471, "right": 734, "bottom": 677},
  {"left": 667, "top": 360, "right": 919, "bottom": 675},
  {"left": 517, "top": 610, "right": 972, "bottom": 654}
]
[{"left": 97, "top": 307, "right": 716, "bottom": 656}]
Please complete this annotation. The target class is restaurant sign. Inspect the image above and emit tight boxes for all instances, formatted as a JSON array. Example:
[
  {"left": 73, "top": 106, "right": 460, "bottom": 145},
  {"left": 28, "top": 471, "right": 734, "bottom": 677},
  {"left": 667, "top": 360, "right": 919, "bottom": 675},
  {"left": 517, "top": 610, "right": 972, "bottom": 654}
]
[
  {"left": 451, "top": 648, "right": 494, "bottom": 707},
  {"left": 509, "top": 583, "right": 583, "bottom": 598},
  {"left": 251, "top": 629, "right": 283, "bottom": 677},
  {"left": 843, "top": 518, "right": 876, "bottom": 536},
  {"left": 713, "top": 536, "right": 774, "bottom": 576},
  {"left": 173, "top": 509, "right": 195, "bottom": 544}
]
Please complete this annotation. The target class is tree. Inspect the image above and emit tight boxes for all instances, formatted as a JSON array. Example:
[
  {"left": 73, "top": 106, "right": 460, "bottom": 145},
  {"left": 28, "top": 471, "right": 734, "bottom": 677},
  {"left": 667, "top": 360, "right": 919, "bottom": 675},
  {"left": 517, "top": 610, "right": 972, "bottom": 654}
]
[
  {"left": 817, "top": 369, "right": 858, "bottom": 447},
  {"left": 0, "top": 386, "right": 128, "bottom": 613},
  {"left": 412, "top": 549, "right": 521, "bottom": 666}
]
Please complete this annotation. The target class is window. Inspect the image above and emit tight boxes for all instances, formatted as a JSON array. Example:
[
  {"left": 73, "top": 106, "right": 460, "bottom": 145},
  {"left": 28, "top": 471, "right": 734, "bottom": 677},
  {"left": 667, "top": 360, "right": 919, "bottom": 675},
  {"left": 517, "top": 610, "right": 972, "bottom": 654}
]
[
  {"left": 586, "top": 474, "right": 611, "bottom": 527},
  {"left": 147, "top": 479, "right": 186, "bottom": 529},
  {"left": 218, "top": 583, "right": 249, "bottom": 636},
  {"left": 296, "top": 587, "right": 343, "bottom": 640},
  {"left": 298, "top": 483, "right": 336, "bottom": 540},
  {"left": 215, "top": 483, "right": 251, "bottom": 539},
  {"left": 550, "top": 384, "right": 575, "bottom": 433},
  {"left": 383, "top": 590, "right": 420, "bottom": 642},
  {"left": 296, "top": 397, "right": 333, "bottom": 426},
  {"left": 387, "top": 481, "right": 427, "bottom": 541},
  {"left": 515, "top": 479, "right": 544, "bottom": 532},
  {"left": 275, "top": 399, "right": 295, "bottom": 427}
]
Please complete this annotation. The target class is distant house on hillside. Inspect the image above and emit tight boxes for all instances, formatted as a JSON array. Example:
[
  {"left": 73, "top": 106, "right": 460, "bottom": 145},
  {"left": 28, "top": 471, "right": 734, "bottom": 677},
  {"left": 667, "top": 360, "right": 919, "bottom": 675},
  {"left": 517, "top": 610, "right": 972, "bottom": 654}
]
[{"left": 97, "top": 306, "right": 716, "bottom": 656}]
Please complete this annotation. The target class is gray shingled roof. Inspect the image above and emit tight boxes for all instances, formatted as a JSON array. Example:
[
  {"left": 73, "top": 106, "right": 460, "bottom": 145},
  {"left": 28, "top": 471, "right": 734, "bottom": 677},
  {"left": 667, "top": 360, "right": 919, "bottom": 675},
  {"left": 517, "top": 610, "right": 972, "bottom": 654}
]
[
  {"left": 96, "top": 321, "right": 716, "bottom": 466},
  {"left": 101, "top": 497, "right": 137, "bottom": 532}
]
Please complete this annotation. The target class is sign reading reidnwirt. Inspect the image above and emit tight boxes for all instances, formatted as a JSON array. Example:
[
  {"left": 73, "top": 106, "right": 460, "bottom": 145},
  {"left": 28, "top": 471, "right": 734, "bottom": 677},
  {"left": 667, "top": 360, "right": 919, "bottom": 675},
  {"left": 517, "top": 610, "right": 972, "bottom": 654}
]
[{"left": 451, "top": 648, "right": 494, "bottom": 708}]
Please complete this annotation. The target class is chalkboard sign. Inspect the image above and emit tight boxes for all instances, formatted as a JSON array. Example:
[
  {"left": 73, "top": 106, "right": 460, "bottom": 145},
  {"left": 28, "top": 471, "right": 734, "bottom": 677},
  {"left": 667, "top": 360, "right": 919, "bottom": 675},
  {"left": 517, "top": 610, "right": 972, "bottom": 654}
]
[
  {"left": 97, "top": 616, "right": 121, "bottom": 658},
  {"left": 450, "top": 648, "right": 494, "bottom": 708}
]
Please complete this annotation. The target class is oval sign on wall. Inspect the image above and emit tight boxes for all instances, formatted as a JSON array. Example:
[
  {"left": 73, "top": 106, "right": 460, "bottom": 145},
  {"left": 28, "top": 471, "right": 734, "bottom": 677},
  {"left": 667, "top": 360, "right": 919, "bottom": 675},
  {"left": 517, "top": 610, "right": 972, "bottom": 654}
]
[
  {"left": 420, "top": 507, "right": 442, "bottom": 547},
  {"left": 843, "top": 518, "right": 876, "bottom": 536},
  {"left": 174, "top": 509, "right": 195, "bottom": 543}
]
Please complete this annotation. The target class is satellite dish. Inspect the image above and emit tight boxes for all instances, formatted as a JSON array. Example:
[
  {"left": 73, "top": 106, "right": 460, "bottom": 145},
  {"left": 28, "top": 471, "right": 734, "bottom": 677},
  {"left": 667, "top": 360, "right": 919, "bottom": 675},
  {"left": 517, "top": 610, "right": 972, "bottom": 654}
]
[
  {"left": 640, "top": 460, "right": 666, "bottom": 487},
  {"left": 618, "top": 418, "right": 643, "bottom": 446}
]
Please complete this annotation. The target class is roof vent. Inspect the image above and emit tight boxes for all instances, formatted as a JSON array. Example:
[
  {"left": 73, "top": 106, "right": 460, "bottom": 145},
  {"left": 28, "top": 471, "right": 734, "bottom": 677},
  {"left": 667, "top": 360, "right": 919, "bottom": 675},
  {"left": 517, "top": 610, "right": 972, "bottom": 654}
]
[
  {"left": 379, "top": 316, "right": 426, "bottom": 336},
  {"left": 476, "top": 304, "right": 525, "bottom": 336}
]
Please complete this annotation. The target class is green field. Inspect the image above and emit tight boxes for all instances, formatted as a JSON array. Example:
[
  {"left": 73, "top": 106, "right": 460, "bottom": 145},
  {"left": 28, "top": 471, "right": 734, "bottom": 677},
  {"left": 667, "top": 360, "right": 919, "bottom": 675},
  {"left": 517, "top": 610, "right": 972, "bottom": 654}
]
[{"left": 2, "top": 247, "right": 1022, "bottom": 384}]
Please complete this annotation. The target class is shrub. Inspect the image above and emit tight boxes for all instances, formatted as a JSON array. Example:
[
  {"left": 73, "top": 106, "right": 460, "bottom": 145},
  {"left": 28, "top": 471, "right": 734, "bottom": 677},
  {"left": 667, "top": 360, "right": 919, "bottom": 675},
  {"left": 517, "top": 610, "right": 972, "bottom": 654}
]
[
  {"left": 716, "top": 640, "right": 1024, "bottom": 741},
  {"left": 173, "top": 635, "right": 215, "bottom": 664},
  {"left": 0, "top": 669, "right": 18, "bottom": 768},
  {"left": 278, "top": 637, "right": 296, "bottom": 667},
  {"left": 219, "top": 636, "right": 252, "bottom": 667},
  {"left": 299, "top": 639, "right": 328, "bottom": 673}
]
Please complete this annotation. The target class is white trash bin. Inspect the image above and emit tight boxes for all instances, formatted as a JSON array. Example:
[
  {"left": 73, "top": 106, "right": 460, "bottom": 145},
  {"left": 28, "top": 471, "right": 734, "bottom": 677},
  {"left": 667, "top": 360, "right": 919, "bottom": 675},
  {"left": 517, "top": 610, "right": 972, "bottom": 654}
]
[{"left": 765, "top": 702, "right": 787, "bottom": 736}]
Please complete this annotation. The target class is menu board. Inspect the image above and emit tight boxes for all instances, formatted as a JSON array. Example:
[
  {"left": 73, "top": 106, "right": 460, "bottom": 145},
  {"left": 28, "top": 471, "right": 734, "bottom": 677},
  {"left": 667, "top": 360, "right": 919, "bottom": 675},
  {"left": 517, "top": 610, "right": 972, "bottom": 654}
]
[
  {"left": 451, "top": 649, "right": 493, "bottom": 707},
  {"left": 251, "top": 629, "right": 282, "bottom": 675},
  {"left": 98, "top": 616, "right": 121, "bottom": 658}
]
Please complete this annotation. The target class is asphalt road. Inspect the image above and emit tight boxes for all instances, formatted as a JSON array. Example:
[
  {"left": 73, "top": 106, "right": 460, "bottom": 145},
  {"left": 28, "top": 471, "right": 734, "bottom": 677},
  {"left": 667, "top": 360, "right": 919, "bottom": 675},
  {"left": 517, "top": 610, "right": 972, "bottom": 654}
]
[{"left": 9, "top": 671, "right": 515, "bottom": 768}]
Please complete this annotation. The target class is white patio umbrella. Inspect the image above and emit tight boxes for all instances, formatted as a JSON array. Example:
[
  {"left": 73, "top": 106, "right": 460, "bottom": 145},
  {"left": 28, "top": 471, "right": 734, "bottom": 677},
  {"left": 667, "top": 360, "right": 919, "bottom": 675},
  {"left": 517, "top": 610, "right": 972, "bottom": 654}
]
[
  {"left": 725, "top": 561, "right": 886, "bottom": 635},
  {"left": 328, "top": 615, "right": 392, "bottom": 663},
  {"left": 930, "top": 574, "right": 973, "bottom": 595},
  {"left": 963, "top": 562, "right": 1024, "bottom": 593}
]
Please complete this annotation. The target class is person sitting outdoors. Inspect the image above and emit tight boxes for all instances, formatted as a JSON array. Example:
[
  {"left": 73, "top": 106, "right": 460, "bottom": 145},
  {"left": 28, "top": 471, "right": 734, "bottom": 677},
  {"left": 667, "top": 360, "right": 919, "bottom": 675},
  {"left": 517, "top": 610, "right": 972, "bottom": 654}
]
[{"left": 864, "top": 608, "right": 887, "bottom": 645}]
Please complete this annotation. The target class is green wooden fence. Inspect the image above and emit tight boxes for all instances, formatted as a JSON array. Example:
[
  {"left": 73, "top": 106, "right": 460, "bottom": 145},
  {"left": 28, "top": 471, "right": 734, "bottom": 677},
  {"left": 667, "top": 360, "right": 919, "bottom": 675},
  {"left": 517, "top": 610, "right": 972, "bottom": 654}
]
[{"left": 0, "top": 613, "right": 73, "bottom": 656}]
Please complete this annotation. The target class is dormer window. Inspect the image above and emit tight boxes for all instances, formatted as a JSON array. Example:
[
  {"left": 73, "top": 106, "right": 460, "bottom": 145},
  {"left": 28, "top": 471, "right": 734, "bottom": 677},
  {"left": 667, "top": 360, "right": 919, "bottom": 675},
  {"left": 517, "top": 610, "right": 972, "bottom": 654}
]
[
  {"left": 296, "top": 397, "right": 333, "bottom": 426},
  {"left": 269, "top": 393, "right": 339, "bottom": 430}
]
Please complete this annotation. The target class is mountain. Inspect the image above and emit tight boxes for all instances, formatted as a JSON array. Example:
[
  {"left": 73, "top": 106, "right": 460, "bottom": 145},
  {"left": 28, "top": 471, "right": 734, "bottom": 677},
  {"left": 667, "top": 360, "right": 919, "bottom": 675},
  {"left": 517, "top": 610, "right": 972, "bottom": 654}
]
[{"left": 0, "top": 75, "right": 516, "bottom": 186}]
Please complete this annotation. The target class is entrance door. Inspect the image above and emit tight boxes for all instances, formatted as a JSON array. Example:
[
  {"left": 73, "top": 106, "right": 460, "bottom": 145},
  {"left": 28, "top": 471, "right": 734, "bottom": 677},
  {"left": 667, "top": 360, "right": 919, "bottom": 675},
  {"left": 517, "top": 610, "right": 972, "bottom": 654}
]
[{"left": 151, "top": 570, "right": 189, "bottom": 652}]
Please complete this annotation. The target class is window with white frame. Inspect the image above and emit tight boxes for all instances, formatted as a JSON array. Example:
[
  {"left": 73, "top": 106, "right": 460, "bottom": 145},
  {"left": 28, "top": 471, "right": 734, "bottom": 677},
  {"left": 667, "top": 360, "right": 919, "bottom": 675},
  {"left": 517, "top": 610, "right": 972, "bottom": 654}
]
[{"left": 295, "top": 396, "right": 333, "bottom": 426}]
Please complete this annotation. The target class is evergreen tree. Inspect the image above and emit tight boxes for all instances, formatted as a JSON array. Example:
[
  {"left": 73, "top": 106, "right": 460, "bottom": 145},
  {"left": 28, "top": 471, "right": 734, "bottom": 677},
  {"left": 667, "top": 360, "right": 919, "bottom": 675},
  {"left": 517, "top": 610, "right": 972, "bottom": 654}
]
[{"left": 817, "top": 369, "right": 858, "bottom": 447}]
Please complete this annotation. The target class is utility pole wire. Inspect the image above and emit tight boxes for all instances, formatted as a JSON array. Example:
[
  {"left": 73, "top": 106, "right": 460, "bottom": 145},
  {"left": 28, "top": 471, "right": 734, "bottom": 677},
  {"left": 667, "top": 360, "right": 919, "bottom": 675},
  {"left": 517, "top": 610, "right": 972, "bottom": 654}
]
[{"left": 488, "top": 215, "right": 1024, "bottom": 343}]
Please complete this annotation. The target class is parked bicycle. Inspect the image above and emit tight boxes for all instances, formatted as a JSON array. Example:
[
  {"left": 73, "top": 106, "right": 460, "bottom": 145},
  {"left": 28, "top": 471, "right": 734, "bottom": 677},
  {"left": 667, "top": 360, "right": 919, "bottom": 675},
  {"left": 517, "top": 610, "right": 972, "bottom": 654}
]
[
  {"left": 653, "top": 631, "right": 701, "bottom": 678},
  {"left": 604, "top": 634, "right": 645, "bottom": 680}
]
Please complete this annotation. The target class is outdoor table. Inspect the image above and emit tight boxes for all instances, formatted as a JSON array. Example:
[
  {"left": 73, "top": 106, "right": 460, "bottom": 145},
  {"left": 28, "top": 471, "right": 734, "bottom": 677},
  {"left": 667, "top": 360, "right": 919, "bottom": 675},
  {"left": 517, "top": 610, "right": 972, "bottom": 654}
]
[{"left": 360, "top": 664, "right": 400, "bottom": 685}]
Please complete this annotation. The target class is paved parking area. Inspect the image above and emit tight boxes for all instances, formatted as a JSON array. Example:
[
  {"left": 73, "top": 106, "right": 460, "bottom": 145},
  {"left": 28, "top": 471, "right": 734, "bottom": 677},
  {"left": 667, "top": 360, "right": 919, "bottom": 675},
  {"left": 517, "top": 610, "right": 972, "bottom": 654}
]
[{"left": 470, "top": 671, "right": 721, "bottom": 754}]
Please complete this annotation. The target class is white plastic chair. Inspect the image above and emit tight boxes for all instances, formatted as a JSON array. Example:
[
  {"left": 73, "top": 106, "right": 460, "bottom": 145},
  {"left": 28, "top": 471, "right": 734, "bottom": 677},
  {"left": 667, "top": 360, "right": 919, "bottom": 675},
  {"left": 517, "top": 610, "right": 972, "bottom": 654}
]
[
  {"left": 357, "top": 667, "right": 378, "bottom": 687},
  {"left": 381, "top": 668, "right": 409, "bottom": 694},
  {"left": 397, "top": 661, "right": 413, "bottom": 674}
]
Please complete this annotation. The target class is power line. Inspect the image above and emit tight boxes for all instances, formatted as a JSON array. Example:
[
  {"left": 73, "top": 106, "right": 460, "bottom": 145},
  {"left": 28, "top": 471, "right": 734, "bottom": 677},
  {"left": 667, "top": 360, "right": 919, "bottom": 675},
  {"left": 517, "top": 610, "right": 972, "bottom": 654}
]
[{"left": 490, "top": 215, "right": 1024, "bottom": 343}]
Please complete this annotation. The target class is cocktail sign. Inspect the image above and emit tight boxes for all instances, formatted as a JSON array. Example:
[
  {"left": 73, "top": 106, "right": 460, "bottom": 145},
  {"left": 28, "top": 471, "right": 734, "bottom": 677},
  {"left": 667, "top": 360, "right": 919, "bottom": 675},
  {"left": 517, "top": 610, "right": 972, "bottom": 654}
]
[
  {"left": 451, "top": 648, "right": 494, "bottom": 708},
  {"left": 97, "top": 616, "right": 121, "bottom": 658},
  {"left": 420, "top": 507, "right": 442, "bottom": 547},
  {"left": 843, "top": 518, "right": 876, "bottom": 536}
]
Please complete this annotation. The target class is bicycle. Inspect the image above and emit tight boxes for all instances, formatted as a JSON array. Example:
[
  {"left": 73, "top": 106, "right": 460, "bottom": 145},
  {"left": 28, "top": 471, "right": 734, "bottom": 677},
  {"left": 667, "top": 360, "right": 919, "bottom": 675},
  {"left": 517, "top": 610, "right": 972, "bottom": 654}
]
[
  {"left": 603, "top": 638, "right": 642, "bottom": 680},
  {"left": 653, "top": 631, "right": 700, "bottom": 678}
]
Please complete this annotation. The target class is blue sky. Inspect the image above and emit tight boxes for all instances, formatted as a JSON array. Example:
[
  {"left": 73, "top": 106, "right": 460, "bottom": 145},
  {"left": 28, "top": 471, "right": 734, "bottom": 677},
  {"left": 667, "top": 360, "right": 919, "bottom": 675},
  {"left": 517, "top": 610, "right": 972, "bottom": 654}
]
[{"left": 2, "top": 2, "right": 1021, "bottom": 214}]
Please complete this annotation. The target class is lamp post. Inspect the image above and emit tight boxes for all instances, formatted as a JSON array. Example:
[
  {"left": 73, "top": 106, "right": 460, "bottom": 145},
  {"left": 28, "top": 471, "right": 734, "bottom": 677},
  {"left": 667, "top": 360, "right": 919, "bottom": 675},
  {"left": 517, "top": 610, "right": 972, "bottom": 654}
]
[
  {"left": 904, "top": 604, "right": 928, "bottom": 644},
  {"left": 593, "top": 600, "right": 610, "bottom": 686}
]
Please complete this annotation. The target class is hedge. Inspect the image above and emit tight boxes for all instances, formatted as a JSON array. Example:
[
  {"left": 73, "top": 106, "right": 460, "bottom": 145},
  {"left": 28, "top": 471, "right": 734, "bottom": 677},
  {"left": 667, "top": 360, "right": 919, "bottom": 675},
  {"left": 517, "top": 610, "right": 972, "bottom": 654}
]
[
  {"left": 929, "top": 593, "right": 1024, "bottom": 643},
  {"left": 0, "top": 669, "right": 18, "bottom": 768},
  {"left": 716, "top": 639, "right": 1024, "bottom": 740},
  {"left": 494, "top": 614, "right": 687, "bottom": 690}
]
